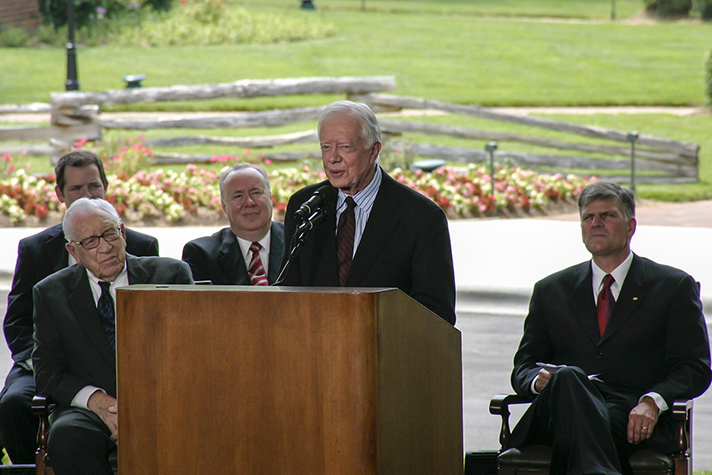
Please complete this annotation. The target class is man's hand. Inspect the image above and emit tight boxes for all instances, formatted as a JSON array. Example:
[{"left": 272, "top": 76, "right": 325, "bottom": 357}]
[
  {"left": 627, "top": 396, "right": 658, "bottom": 444},
  {"left": 87, "top": 391, "right": 118, "bottom": 441},
  {"left": 534, "top": 369, "right": 553, "bottom": 393}
]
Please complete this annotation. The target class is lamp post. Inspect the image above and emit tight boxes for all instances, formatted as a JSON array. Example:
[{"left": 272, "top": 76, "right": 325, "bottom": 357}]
[
  {"left": 611, "top": 0, "right": 616, "bottom": 20},
  {"left": 485, "top": 141, "right": 498, "bottom": 197},
  {"left": 300, "top": 0, "right": 315, "bottom": 9},
  {"left": 627, "top": 131, "right": 639, "bottom": 193},
  {"left": 66, "top": 0, "right": 79, "bottom": 91}
]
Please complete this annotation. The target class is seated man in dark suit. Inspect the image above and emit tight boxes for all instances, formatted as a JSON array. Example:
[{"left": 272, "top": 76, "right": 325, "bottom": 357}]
[
  {"left": 0, "top": 149, "right": 159, "bottom": 464},
  {"left": 33, "top": 198, "right": 193, "bottom": 475},
  {"left": 510, "top": 182, "right": 711, "bottom": 475},
  {"left": 281, "top": 100, "right": 456, "bottom": 324},
  {"left": 182, "top": 163, "right": 284, "bottom": 285}
]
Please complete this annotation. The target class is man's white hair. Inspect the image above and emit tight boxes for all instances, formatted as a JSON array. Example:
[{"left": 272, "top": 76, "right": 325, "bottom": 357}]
[{"left": 63, "top": 198, "right": 122, "bottom": 242}]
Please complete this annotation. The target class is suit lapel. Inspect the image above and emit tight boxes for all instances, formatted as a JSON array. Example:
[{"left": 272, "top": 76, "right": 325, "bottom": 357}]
[
  {"left": 217, "top": 229, "right": 248, "bottom": 285},
  {"left": 346, "top": 169, "right": 399, "bottom": 286},
  {"left": 68, "top": 267, "right": 116, "bottom": 366},
  {"left": 568, "top": 262, "right": 601, "bottom": 346},
  {"left": 600, "top": 254, "right": 645, "bottom": 344}
]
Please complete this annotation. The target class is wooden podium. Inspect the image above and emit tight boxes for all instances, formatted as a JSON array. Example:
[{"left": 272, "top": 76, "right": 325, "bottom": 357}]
[{"left": 116, "top": 285, "right": 463, "bottom": 475}]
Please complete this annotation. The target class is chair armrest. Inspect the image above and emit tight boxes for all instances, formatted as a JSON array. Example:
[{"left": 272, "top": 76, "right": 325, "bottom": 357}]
[
  {"left": 671, "top": 399, "right": 693, "bottom": 456},
  {"left": 32, "top": 395, "right": 55, "bottom": 473},
  {"left": 489, "top": 394, "right": 534, "bottom": 450}
]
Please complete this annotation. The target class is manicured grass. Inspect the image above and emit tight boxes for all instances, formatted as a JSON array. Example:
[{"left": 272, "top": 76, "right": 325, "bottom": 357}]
[
  {"left": 250, "top": 0, "right": 644, "bottom": 19},
  {"left": 1, "top": 2, "right": 710, "bottom": 107}
]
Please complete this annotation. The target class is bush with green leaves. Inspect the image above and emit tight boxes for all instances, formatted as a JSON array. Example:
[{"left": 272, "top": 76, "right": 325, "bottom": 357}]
[
  {"left": 644, "top": 0, "right": 692, "bottom": 16},
  {"left": 706, "top": 48, "right": 712, "bottom": 104},
  {"left": 39, "top": 0, "right": 173, "bottom": 29},
  {"left": 0, "top": 25, "right": 30, "bottom": 47},
  {"left": 694, "top": 0, "right": 712, "bottom": 19},
  {"left": 113, "top": 2, "right": 338, "bottom": 46}
]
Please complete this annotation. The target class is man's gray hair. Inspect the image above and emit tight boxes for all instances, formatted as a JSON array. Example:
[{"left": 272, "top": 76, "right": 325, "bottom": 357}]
[
  {"left": 577, "top": 181, "right": 636, "bottom": 220},
  {"left": 317, "top": 100, "right": 381, "bottom": 149},
  {"left": 219, "top": 163, "right": 271, "bottom": 201},
  {"left": 63, "top": 198, "right": 122, "bottom": 242}
]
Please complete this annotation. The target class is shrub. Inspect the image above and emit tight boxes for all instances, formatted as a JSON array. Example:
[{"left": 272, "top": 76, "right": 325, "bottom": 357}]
[
  {"left": 644, "top": 0, "right": 692, "bottom": 17},
  {"left": 0, "top": 26, "right": 30, "bottom": 47},
  {"left": 39, "top": 0, "right": 173, "bottom": 29},
  {"left": 706, "top": 48, "right": 712, "bottom": 104},
  {"left": 694, "top": 0, "right": 712, "bottom": 19}
]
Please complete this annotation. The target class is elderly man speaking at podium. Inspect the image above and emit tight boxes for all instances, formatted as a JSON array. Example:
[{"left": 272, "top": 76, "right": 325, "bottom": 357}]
[
  {"left": 281, "top": 100, "right": 456, "bottom": 325},
  {"left": 32, "top": 198, "right": 193, "bottom": 475}
]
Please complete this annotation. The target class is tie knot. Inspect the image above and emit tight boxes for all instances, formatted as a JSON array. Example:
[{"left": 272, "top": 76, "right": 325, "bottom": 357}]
[
  {"left": 345, "top": 196, "right": 356, "bottom": 210},
  {"left": 99, "top": 281, "right": 111, "bottom": 292},
  {"left": 603, "top": 274, "right": 615, "bottom": 289},
  {"left": 250, "top": 242, "right": 262, "bottom": 254}
]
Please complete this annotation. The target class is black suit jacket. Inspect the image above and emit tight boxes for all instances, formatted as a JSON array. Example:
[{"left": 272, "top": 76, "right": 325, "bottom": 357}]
[
  {"left": 512, "top": 254, "right": 711, "bottom": 410},
  {"left": 32, "top": 255, "right": 193, "bottom": 407},
  {"left": 181, "top": 222, "right": 285, "bottom": 285},
  {"left": 3, "top": 224, "right": 159, "bottom": 364},
  {"left": 281, "top": 168, "right": 456, "bottom": 324}
]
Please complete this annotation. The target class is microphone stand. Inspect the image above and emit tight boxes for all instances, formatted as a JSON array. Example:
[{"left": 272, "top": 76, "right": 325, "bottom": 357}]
[{"left": 273, "top": 208, "right": 326, "bottom": 286}]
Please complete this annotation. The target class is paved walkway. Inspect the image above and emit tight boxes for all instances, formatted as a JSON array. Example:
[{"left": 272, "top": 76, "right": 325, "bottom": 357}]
[{"left": 1, "top": 199, "right": 711, "bottom": 469}]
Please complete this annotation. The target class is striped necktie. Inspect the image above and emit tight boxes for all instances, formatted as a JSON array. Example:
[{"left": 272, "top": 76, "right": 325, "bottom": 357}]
[
  {"left": 336, "top": 197, "right": 356, "bottom": 286},
  {"left": 248, "top": 242, "right": 269, "bottom": 286}
]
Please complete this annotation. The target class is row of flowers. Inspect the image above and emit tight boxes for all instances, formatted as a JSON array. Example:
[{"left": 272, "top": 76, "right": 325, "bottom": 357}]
[{"left": 0, "top": 150, "right": 594, "bottom": 225}]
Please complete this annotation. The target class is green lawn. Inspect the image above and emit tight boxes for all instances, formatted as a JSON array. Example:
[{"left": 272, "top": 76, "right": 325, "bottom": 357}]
[{"left": 1, "top": 0, "right": 712, "bottom": 201}]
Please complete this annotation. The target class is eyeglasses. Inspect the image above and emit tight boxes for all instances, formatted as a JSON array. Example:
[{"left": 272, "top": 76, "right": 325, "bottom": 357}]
[{"left": 71, "top": 227, "right": 121, "bottom": 250}]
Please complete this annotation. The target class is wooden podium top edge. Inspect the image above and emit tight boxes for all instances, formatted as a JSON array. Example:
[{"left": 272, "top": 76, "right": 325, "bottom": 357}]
[{"left": 116, "top": 284, "right": 400, "bottom": 294}]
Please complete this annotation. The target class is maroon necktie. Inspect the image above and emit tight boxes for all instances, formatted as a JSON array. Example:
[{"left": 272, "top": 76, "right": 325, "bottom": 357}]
[
  {"left": 247, "top": 242, "right": 269, "bottom": 286},
  {"left": 597, "top": 274, "right": 615, "bottom": 336},
  {"left": 336, "top": 197, "right": 356, "bottom": 286}
]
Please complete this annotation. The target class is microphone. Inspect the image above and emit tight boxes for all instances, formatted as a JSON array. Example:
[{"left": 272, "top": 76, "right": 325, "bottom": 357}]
[
  {"left": 294, "top": 185, "right": 331, "bottom": 220},
  {"left": 297, "top": 208, "right": 327, "bottom": 234}
]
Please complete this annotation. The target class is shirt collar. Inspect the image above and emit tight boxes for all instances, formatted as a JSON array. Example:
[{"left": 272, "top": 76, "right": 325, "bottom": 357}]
[
  {"left": 337, "top": 165, "right": 382, "bottom": 213},
  {"left": 591, "top": 251, "right": 633, "bottom": 300},
  {"left": 236, "top": 228, "right": 272, "bottom": 262}
]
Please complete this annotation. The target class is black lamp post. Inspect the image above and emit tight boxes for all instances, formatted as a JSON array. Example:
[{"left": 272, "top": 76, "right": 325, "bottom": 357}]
[
  {"left": 300, "top": 1, "right": 315, "bottom": 9},
  {"left": 66, "top": 0, "right": 80, "bottom": 91}
]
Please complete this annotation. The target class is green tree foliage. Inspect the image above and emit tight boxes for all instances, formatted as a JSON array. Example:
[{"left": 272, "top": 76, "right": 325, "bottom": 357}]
[
  {"left": 694, "top": 0, "right": 712, "bottom": 19},
  {"left": 644, "top": 0, "right": 692, "bottom": 16},
  {"left": 39, "top": 0, "right": 173, "bottom": 29}
]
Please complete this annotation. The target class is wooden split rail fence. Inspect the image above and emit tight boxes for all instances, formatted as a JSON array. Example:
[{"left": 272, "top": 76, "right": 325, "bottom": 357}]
[{"left": 0, "top": 76, "right": 699, "bottom": 183}]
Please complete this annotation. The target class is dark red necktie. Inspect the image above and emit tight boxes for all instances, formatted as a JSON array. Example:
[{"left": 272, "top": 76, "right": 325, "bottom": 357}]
[
  {"left": 597, "top": 274, "right": 615, "bottom": 336},
  {"left": 336, "top": 197, "right": 356, "bottom": 286}
]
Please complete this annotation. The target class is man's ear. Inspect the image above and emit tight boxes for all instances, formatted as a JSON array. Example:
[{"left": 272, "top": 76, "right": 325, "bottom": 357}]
[
  {"left": 119, "top": 222, "right": 127, "bottom": 241},
  {"left": 66, "top": 242, "right": 80, "bottom": 265},
  {"left": 55, "top": 185, "right": 66, "bottom": 204}
]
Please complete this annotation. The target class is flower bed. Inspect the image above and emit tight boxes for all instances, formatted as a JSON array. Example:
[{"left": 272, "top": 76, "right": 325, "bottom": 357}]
[{"left": 0, "top": 151, "right": 594, "bottom": 227}]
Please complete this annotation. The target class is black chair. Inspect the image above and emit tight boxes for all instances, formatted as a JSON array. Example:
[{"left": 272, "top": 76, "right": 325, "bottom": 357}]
[
  {"left": 489, "top": 394, "right": 693, "bottom": 475},
  {"left": 32, "top": 395, "right": 118, "bottom": 475}
]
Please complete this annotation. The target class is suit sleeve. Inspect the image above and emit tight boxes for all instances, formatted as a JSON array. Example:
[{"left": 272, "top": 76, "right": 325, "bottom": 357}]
[
  {"left": 32, "top": 286, "right": 92, "bottom": 406},
  {"left": 181, "top": 241, "right": 210, "bottom": 282},
  {"left": 409, "top": 206, "right": 456, "bottom": 325},
  {"left": 650, "top": 273, "right": 711, "bottom": 405},
  {"left": 511, "top": 281, "right": 554, "bottom": 398},
  {"left": 3, "top": 239, "right": 37, "bottom": 363}
]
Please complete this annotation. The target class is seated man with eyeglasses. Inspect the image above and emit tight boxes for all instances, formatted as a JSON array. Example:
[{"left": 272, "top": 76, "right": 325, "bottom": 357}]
[
  {"left": 1, "top": 150, "right": 158, "bottom": 465},
  {"left": 32, "top": 198, "right": 193, "bottom": 475}
]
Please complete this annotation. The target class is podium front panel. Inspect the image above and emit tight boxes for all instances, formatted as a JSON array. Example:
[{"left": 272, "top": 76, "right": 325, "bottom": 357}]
[{"left": 117, "top": 286, "right": 462, "bottom": 475}]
